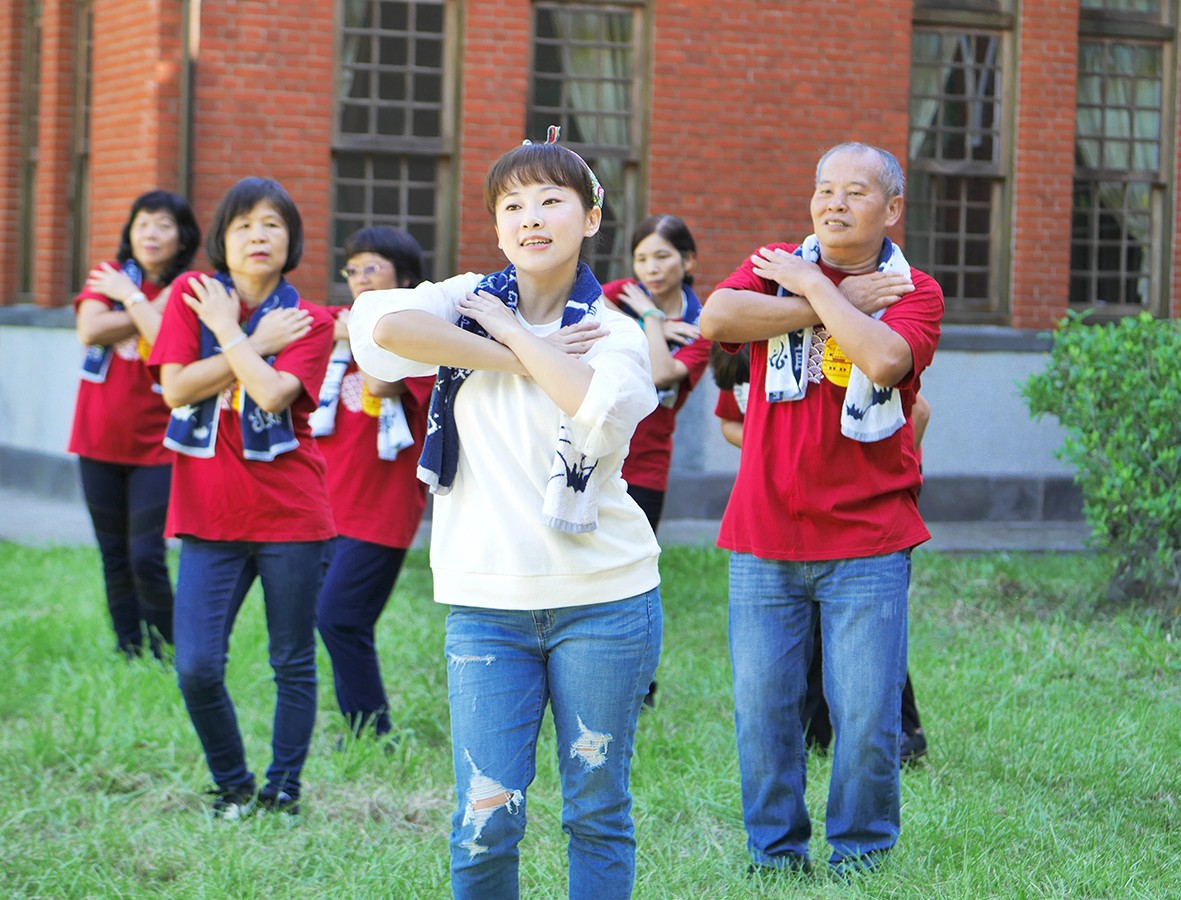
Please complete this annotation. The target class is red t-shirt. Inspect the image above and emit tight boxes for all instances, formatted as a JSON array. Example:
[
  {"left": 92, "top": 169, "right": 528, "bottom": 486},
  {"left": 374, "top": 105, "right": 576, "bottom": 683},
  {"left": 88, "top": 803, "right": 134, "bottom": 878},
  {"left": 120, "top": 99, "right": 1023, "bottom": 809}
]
[
  {"left": 68, "top": 269, "right": 174, "bottom": 466},
  {"left": 602, "top": 278, "right": 712, "bottom": 492},
  {"left": 314, "top": 306, "right": 433, "bottom": 548},
  {"left": 714, "top": 387, "right": 744, "bottom": 424},
  {"left": 148, "top": 272, "right": 336, "bottom": 543},
  {"left": 714, "top": 244, "right": 942, "bottom": 561}
]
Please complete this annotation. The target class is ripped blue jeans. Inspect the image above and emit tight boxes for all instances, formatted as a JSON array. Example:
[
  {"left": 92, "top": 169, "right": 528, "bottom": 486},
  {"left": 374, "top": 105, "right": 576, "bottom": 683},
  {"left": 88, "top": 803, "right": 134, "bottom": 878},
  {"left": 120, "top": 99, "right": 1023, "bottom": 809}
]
[{"left": 445, "top": 589, "right": 662, "bottom": 900}]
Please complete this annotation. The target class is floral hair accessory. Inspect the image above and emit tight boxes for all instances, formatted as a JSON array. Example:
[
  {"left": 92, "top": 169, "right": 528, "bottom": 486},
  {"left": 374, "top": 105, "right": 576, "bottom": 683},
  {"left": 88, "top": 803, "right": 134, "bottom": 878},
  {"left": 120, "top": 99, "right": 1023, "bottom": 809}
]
[{"left": 524, "top": 125, "right": 605, "bottom": 210}]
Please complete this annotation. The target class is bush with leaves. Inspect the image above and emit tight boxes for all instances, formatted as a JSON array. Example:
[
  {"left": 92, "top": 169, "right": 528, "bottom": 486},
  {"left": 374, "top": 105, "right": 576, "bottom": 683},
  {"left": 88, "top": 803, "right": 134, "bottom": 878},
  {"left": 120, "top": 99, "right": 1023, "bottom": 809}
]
[{"left": 1022, "top": 311, "right": 1181, "bottom": 606}]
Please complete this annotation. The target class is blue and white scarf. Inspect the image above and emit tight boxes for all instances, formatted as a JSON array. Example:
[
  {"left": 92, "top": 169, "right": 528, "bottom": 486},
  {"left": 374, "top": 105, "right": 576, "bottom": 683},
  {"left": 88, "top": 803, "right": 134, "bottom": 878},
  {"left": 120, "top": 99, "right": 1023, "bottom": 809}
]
[
  {"left": 309, "top": 339, "right": 414, "bottom": 460},
  {"left": 624, "top": 282, "right": 702, "bottom": 408},
  {"left": 163, "top": 274, "right": 301, "bottom": 461},
  {"left": 418, "top": 261, "right": 606, "bottom": 533},
  {"left": 765, "top": 236, "right": 908, "bottom": 442},
  {"left": 80, "top": 259, "right": 143, "bottom": 383}
]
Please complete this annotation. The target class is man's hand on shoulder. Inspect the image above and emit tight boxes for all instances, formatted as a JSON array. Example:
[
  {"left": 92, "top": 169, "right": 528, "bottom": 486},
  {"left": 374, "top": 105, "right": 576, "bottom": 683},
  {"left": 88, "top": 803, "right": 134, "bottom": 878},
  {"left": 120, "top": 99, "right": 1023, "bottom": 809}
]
[
  {"left": 749, "top": 246, "right": 826, "bottom": 297},
  {"left": 838, "top": 271, "right": 915, "bottom": 315}
]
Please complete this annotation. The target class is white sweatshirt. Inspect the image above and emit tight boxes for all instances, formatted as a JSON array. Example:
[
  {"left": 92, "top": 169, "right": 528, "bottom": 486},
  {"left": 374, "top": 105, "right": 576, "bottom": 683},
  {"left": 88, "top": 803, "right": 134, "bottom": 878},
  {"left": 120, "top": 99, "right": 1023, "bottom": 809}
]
[{"left": 349, "top": 273, "right": 662, "bottom": 610}]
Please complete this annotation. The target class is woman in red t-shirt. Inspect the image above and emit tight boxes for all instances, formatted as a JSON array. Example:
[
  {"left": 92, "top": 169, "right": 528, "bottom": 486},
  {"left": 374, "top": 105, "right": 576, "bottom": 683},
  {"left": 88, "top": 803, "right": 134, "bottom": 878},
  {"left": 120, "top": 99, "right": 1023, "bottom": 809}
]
[
  {"left": 149, "top": 177, "right": 334, "bottom": 819},
  {"left": 312, "top": 226, "right": 434, "bottom": 742},
  {"left": 68, "top": 190, "right": 200, "bottom": 659},
  {"left": 601, "top": 215, "right": 711, "bottom": 533},
  {"left": 602, "top": 215, "right": 711, "bottom": 707}
]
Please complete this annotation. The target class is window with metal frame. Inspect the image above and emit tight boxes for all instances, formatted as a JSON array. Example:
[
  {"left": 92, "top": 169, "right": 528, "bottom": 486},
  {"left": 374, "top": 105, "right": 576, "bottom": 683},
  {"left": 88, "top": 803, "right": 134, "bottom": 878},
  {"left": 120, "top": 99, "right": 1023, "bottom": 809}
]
[
  {"left": 331, "top": 0, "right": 455, "bottom": 299},
  {"left": 528, "top": 1, "right": 644, "bottom": 283},
  {"left": 1071, "top": 0, "right": 1172, "bottom": 316},
  {"left": 906, "top": 23, "right": 1007, "bottom": 323}
]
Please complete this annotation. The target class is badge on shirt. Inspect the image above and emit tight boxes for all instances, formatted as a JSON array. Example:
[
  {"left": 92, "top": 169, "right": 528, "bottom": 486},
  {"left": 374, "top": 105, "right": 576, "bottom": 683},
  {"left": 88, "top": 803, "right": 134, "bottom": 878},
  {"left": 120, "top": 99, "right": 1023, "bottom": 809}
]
[{"left": 821, "top": 337, "right": 852, "bottom": 387}]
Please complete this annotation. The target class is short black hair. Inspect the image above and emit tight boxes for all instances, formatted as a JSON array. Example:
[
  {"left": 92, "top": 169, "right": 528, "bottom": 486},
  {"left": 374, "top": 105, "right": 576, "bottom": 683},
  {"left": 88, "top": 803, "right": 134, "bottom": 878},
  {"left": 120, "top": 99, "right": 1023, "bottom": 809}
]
[
  {"left": 115, "top": 190, "right": 201, "bottom": 284},
  {"left": 630, "top": 214, "right": 698, "bottom": 286},
  {"left": 344, "top": 226, "right": 426, "bottom": 287},
  {"left": 710, "top": 342, "right": 750, "bottom": 392},
  {"left": 484, "top": 141, "right": 598, "bottom": 215},
  {"left": 205, "top": 177, "right": 303, "bottom": 274}
]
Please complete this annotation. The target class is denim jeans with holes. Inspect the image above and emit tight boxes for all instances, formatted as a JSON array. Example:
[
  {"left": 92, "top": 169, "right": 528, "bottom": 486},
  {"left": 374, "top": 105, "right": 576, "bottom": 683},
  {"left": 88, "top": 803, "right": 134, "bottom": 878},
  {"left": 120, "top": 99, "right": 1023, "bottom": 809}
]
[
  {"left": 174, "top": 538, "right": 326, "bottom": 798},
  {"left": 445, "top": 589, "right": 661, "bottom": 900},
  {"left": 728, "top": 550, "right": 910, "bottom": 867}
]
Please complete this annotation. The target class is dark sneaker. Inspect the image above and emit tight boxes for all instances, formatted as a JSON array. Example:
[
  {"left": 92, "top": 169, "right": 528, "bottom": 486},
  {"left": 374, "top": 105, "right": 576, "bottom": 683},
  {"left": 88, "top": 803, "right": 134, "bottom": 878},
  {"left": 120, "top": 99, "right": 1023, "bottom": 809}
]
[
  {"left": 829, "top": 850, "right": 889, "bottom": 881},
  {"left": 257, "top": 789, "right": 300, "bottom": 816},
  {"left": 642, "top": 680, "right": 658, "bottom": 709},
  {"left": 900, "top": 728, "right": 928, "bottom": 766},
  {"left": 208, "top": 787, "right": 256, "bottom": 820},
  {"left": 747, "top": 854, "right": 813, "bottom": 879}
]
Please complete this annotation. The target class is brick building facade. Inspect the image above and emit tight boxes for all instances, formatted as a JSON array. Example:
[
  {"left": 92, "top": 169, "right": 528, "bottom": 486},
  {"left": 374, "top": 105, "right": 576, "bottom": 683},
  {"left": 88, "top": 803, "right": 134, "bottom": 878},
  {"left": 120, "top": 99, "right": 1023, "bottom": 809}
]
[{"left": 3, "top": 0, "right": 1178, "bottom": 326}]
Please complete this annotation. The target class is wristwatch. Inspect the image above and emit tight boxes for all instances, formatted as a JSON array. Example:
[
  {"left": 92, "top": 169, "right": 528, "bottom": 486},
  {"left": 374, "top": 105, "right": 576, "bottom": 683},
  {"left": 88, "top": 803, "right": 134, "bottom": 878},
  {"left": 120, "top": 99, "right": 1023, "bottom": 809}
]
[{"left": 125, "top": 290, "right": 148, "bottom": 307}]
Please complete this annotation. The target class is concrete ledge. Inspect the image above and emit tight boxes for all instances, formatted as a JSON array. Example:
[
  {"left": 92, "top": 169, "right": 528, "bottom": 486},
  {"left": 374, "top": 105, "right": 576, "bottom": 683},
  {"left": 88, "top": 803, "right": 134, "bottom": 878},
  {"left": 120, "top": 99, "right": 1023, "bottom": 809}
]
[
  {"left": 0, "top": 304, "right": 74, "bottom": 328},
  {"left": 938, "top": 325, "right": 1053, "bottom": 353},
  {"left": 0, "top": 446, "right": 1084, "bottom": 526},
  {"left": 661, "top": 471, "right": 1083, "bottom": 523},
  {"left": 0, "top": 447, "right": 81, "bottom": 503},
  {"left": 918, "top": 474, "right": 1083, "bottom": 522}
]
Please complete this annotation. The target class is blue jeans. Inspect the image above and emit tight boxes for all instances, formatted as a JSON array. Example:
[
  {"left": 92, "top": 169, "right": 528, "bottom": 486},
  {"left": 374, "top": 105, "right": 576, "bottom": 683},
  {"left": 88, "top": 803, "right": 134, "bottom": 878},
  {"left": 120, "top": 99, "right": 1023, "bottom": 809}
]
[
  {"left": 728, "top": 551, "right": 910, "bottom": 867},
  {"left": 174, "top": 538, "right": 327, "bottom": 798},
  {"left": 78, "top": 458, "right": 174, "bottom": 654},
  {"left": 316, "top": 536, "right": 407, "bottom": 736},
  {"left": 445, "top": 589, "right": 662, "bottom": 900}
]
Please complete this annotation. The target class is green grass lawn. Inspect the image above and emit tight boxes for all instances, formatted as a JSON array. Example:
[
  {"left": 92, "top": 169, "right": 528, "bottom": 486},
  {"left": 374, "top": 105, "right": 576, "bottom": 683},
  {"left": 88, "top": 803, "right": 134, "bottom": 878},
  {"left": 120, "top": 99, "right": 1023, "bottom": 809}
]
[{"left": 1, "top": 542, "right": 1177, "bottom": 899}]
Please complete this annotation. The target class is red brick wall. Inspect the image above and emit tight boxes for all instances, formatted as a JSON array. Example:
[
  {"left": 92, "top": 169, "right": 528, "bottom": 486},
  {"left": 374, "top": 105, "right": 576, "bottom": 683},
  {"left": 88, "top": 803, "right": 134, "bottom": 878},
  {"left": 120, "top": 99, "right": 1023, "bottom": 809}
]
[
  {"left": 86, "top": 0, "right": 186, "bottom": 271},
  {"left": 455, "top": 0, "right": 534, "bottom": 277},
  {"left": 2, "top": 0, "right": 1179, "bottom": 323},
  {"left": 1010, "top": 0, "right": 1081, "bottom": 330},
  {"left": 0, "top": 2, "right": 23, "bottom": 304},
  {"left": 187, "top": 0, "right": 336, "bottom": 302},
  {"left": 644, "top": 1, "right": 915, "bottom": 294}
]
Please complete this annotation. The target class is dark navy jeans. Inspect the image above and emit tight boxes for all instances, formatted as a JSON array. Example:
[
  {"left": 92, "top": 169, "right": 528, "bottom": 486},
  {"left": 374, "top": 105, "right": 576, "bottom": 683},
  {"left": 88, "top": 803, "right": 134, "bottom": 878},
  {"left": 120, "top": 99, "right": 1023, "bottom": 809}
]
[
  {"left": 173, "top": 537, "right": 327, "bottom": 799},
  {"left": 316, "top": 536, "right": 408, "bottom": 737},
  {"left": 77, "top": 457, "right": 173, "bottom": 655}
]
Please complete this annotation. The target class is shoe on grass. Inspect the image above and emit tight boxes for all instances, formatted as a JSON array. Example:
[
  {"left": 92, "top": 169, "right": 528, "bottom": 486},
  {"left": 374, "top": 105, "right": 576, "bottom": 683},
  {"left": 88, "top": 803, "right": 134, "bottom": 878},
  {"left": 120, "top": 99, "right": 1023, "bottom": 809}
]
[
  {"left": 257, "top": 789, "right": 300, "bottom": 816},
  {"left": 900, "top": 728, "right": 928, "bottom": 766},
  {"left": 747, "top": 853, "right": 813, "bottom": 879},
  {"left": 208, "top": 787, "right": 256, "bottom": 820}
]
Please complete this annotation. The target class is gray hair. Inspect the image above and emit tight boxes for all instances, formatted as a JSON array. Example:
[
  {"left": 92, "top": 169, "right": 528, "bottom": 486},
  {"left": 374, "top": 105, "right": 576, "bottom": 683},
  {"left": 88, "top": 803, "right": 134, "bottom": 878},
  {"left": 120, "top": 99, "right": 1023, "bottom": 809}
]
[{"left": 816, "top": 142, "right": 905, "bottom": 198}]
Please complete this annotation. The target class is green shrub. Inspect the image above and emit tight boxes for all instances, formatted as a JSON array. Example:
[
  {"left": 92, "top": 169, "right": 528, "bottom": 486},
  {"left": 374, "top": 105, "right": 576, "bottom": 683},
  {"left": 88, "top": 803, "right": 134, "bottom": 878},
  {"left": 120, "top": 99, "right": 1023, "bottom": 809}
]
[{"left": 1023, "top": 311, "right": 1181, "bottom": 606}]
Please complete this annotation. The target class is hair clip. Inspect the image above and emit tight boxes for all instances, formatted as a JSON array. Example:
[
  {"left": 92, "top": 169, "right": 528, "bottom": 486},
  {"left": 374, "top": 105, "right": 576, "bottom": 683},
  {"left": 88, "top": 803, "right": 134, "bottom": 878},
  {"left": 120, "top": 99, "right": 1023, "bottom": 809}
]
[{"left": 523, "top": 125, "right": 605, "bottom": 210}]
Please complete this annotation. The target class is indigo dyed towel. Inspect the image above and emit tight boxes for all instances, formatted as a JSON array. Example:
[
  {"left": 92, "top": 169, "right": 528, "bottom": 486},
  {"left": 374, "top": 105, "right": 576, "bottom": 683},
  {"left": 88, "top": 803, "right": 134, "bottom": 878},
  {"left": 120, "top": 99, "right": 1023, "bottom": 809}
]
[
  {"left": 418, "top": 262, "right": 607, "bottom": 532},
  {"left": 164, "top": 274, "right": 300, "bottom": 461}
]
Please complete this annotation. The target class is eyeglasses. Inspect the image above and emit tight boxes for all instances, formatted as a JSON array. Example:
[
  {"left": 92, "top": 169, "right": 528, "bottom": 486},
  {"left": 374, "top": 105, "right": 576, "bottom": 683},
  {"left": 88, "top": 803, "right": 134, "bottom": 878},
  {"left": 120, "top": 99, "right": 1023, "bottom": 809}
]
[{"left": 340, "top": 262, "right": 390, "bottom": 280}]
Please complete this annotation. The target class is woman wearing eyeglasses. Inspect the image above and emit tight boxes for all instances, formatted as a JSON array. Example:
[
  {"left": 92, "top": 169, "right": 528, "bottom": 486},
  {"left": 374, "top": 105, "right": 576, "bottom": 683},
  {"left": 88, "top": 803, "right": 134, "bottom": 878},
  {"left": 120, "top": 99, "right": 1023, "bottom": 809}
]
[{"left": 311, "top": 226, "right": 435, "bottom": 742}]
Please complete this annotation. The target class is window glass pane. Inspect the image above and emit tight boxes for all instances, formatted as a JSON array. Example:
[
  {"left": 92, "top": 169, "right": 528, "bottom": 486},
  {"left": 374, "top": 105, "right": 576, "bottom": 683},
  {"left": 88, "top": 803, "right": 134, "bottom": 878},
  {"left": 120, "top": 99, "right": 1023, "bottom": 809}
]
[
  {"left": 417, "top": 2, "right": 444, "bottom": 32},
  {"left": 530, "top": 3, "right": 642, "bottom": 280},
  {"left": 1081, "top": 0, "right": 1160, "bottom": 13},
  {"left": 338, "top": 0, "right": 446, "bottom": 139},
  {"left": 908, "top": 30, "right": 1001, "bottom": 165},
  {"left": 377, "top": 106, "right": 406, "bottom": 135},
  {"left": 379, "top": 36, "right": 408, "bottom": 64},
  {"left": 1072, "top": 36, "right": 1163, "bottom": 313},
  {"left": 380, "top": 1, "right": 407, "bottom": 29},
  {"left": 907, "top": 26, "right": 1004, "bottom": 321},
  {"left": 332, "top": 0, "right": 451, "bottom": 296}
]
